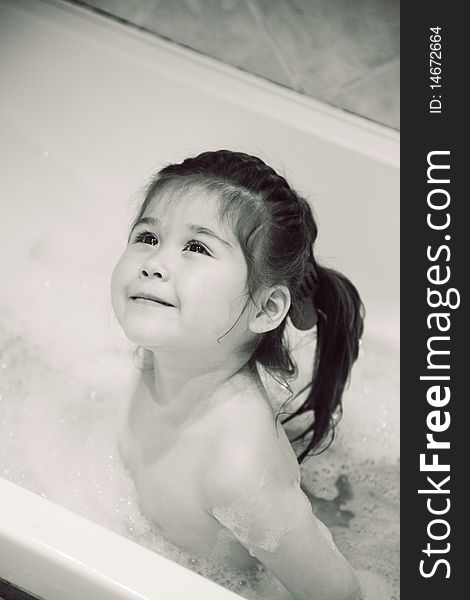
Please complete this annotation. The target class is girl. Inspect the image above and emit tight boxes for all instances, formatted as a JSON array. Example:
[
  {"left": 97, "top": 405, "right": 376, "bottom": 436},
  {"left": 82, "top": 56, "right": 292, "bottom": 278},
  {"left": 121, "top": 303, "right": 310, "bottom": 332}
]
[{"left": 111, "top": 150, "right": 364, "bottom": 600}]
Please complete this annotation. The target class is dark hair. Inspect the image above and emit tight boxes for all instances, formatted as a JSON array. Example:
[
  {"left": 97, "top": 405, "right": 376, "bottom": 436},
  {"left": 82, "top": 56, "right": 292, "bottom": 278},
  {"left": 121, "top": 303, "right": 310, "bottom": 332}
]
[{"left": 133, "top": 150, "right": 365, "bottom": 463}]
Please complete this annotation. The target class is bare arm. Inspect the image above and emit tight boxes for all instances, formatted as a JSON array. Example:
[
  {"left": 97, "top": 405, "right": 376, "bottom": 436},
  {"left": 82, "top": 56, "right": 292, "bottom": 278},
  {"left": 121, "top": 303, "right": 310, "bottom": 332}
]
[
  {"left": 238, "top": 485, "right": 360, "bottom": 600},
  {"left": 205, "top": 449, "right": 360, "bottom": 600}
]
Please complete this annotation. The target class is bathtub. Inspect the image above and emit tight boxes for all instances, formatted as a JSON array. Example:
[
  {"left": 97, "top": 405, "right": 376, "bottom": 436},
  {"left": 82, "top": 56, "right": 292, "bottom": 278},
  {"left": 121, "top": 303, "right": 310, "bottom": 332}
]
[{"left": 0, "top": 0, "right": 399, "bottom": 598}]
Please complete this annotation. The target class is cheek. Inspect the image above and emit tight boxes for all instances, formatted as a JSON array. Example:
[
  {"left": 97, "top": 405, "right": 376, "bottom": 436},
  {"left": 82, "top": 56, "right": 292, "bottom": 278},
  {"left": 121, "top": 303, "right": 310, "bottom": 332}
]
[
  {"left": 110, "top": 256, "right": 129, "bottom": 315},
  {"left": 222, "top": 262, "right": 249, "bottom": 304},
  {"left": 188, "top": 263, "right": 248, "bottom": 316},
  {"left": 110, "top": 260, "right": 122, "bottom": 297}
]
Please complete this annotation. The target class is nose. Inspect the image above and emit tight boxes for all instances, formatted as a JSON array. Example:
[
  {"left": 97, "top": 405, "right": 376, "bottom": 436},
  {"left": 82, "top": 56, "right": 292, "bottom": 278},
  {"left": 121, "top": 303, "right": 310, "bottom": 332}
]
[
  {"left": 140, "top": 268, "right": 166, "bottom": 279},
  {"left": 139, "top": 252, "right": 170, "bottom": 281}
]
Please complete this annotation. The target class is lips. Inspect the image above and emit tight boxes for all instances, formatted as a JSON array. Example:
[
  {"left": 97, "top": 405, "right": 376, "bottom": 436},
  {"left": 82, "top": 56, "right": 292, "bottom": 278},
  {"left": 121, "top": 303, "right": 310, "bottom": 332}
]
[{"left": 129, "top": 292, "right": 175, "bottom": 307}]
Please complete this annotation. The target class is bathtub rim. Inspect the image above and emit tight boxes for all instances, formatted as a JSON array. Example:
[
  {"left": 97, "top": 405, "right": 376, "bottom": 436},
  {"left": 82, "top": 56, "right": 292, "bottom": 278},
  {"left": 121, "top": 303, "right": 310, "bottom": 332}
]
[
  {"left": 0, "top": 477, "right": 245, "bottom": 600},
  {"left": 3, "top": 0, "right": 399, "bottom": 170}
]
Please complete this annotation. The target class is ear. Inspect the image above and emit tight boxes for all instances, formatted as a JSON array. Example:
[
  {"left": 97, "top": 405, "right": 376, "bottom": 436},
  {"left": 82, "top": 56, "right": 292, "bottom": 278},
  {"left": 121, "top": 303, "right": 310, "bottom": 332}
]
[{"left": 249, "top": 285, "right": 291, "bottom": 334}]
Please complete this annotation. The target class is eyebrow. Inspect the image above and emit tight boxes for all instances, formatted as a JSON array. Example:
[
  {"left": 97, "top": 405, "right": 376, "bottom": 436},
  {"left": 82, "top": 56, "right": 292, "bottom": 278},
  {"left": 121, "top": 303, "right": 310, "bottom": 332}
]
[
  {"left": 132, "top": 217, "right": 233, "bottom": 249},
  {"left": 133, "top": 216, "right": 159, "bottom": 229},
  {"left": 188, "top": 224, "right": 233, "bottom": 249}
]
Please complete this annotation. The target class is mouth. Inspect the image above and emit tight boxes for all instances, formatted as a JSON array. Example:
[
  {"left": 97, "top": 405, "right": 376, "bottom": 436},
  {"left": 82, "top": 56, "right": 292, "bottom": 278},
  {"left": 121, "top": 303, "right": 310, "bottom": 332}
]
[{"left": 129, "top": 294, "right": 175, "bottom": 307}]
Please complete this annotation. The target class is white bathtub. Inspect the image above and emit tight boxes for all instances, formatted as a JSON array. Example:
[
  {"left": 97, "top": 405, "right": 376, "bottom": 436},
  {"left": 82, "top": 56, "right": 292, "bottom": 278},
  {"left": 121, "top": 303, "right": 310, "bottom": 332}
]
[{"left": 0, "top": 0, "right": 399, "bottom": 598}]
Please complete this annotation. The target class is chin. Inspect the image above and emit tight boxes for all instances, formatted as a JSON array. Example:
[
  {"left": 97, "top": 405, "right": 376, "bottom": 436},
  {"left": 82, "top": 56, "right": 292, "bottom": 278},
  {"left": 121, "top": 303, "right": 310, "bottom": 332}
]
[
  {"left": 125, "top": 327, "right": 173, "bottom": 349},
  {"left": 116, "top": 312, "right": 163, "bottom": 344}
]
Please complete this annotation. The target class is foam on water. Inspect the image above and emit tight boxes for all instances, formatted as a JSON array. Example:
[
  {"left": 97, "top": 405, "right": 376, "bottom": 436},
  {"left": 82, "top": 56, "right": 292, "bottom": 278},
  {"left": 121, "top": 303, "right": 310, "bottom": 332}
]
[{"left": 0, "top": 301, "right": 399, "bottom": 600}]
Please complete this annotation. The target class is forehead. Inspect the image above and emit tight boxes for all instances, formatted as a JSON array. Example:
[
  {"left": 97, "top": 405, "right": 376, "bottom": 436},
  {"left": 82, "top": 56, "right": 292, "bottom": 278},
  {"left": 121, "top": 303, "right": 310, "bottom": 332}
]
[{"left": 144, "top": 185, "right": 234, "bottom": 237}]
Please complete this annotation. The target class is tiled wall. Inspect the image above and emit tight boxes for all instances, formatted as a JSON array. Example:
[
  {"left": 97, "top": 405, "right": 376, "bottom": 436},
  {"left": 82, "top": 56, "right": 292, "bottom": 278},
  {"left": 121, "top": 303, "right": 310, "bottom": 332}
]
[{"left": 70, "top": 0, "right": 399, "bottom": 130}]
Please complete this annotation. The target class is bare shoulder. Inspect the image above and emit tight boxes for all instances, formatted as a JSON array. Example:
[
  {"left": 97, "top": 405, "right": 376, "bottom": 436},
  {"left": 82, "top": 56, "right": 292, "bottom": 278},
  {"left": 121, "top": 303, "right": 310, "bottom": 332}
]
[{"left": 203, "top": 375, "right": 300, "bottom": 507}]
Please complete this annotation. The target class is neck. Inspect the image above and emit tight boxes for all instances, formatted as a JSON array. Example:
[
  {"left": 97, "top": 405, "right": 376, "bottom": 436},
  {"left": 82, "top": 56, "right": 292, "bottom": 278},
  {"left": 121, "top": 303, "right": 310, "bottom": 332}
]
[{"left": 145, "top": 347, "right": 254, "bottom": 418}]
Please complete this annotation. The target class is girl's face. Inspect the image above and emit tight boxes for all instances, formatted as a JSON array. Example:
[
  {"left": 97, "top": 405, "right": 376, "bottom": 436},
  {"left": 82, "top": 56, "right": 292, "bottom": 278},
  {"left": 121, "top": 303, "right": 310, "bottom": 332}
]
[{"left": 111, "top": 188, "right": 254, "bottom": 359}]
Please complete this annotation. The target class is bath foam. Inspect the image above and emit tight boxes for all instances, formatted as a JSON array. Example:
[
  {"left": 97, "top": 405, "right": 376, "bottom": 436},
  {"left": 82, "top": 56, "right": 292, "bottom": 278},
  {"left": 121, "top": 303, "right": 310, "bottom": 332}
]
[
  {"left": 211, "top": 464, "right": 292, "bottom": 555},
  {"left": 0, "top": 308, "right": 398, "bottom": 600},
  {"left": 211, "top": 458, "right": 338, "bottom": 558},
  {"left": 0, "top": 316, "right": 267, "bottom": 599}
]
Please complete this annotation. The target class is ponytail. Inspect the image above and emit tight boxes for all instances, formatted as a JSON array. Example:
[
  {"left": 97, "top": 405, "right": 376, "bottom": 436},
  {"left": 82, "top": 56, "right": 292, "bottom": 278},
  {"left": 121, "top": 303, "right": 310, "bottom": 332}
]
[{"left": 283, "top": 264, "right": 365, "bottom": 463}]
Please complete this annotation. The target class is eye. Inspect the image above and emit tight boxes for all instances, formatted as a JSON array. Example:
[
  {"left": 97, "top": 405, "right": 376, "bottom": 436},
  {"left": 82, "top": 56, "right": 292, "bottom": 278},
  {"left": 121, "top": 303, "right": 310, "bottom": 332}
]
[
  {"left": 133, "top": 231, "right": 158, "bottom": 246},
  {"left": 184, "top": 240, "right": 211, "bottom": 255}
]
